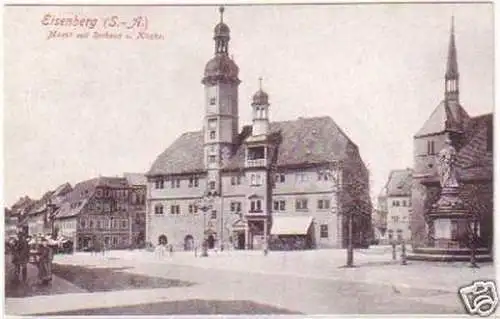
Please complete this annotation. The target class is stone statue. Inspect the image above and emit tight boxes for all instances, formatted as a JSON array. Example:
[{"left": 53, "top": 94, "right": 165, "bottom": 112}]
[{"left": 436, "top": 138, "right": 460, "bottom": 188}]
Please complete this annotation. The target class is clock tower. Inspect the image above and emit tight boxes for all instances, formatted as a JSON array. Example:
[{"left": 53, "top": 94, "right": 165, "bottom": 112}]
[{"left": 202, "top": 6, "right": 241, "bottom": 194}]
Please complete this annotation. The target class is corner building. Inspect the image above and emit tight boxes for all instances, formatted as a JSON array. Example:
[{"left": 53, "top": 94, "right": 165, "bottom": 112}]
[{"left": 146, "top": 8, "right": 372, "bottom": 251}]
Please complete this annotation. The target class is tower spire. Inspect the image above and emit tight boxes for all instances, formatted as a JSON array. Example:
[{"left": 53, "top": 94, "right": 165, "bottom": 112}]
[
  {"left": 258, "top": 77, "right": 263, "bottom": 90},
  {"left": 219, "top": 6, "right": 224, "bottom": 23},
  {"left": 445, "top": 16, "right": 459, "bottom": 103}
]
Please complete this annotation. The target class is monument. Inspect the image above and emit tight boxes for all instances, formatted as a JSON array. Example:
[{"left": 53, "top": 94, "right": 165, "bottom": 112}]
[
  {"left": 426, "top": 138, "right": 469, "bottom": 249},
  {"left": 409, "top": 138, "right": 489, "bottom": 262}
]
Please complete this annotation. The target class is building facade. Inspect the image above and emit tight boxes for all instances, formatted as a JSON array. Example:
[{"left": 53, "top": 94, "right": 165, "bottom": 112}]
[
  {"left": 410, "top": 20, "right": 493, "bottom": 251},
  {"left": 145, "top": 7, "right": 372, "bottom": 251},
  {"left": 378, "top": 169, "right": 413, "bottom": 243},
  {"left": 52, "top": 175, "right": 147, "bottom": 251}
]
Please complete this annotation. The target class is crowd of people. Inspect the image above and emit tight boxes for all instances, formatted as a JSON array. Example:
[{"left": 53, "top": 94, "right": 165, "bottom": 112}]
[{"left": 7, "top": 232, "right": 54, "bottom": 286}]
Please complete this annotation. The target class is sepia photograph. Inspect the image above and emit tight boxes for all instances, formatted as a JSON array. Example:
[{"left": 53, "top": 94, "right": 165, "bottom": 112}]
[{"left": 3, "top": 2, "right": 496, "bottom": 316}]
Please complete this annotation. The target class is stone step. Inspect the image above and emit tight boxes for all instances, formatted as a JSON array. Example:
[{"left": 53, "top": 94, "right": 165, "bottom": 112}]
[
  {"left": 412, "top": 247, "right": 490, "bottom": 256},
  {"left": 407, "top": 253, "right": 493, "bottom": 262}
]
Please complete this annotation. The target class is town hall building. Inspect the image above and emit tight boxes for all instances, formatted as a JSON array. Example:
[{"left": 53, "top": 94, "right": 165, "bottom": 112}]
[{"left": 146, "top": 7, "right": 372, "bottom": 251}]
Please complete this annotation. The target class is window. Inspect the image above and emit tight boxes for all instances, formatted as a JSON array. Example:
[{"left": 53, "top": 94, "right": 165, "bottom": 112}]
[
  {"left": 154, "top": 204, "right": 164, "bottom": 215},
  {"left": 97, "top": 220, "right": 102, "bottom": 229},
  {"left": 250, "top": 200, "right": 262, "bottom": 212},
  {"left": 296, "top": 173, "right": 308, "bottom": 183},
  {"left": 427, "top": 140, "right": 435, "bottom": 155},
  {"left": 250, "top": 173, "right": 262, "bottom": 186},
  {"left": 170, "top": 205, "right": 180, "bottom": 215},
  {"left": 275, "top": 173, "right": 286, "bottom": 183},
  {"left": 231, "top": 175, "right": 242, "bottom": 185},
  {"left": 402, "top": 200, "right": 407, "bottom": 207},
  {"left": 211, "top": 210, "right": 217, "bottom": 219},
  {"left": 393, "top": 200, "right": 400, "bottom": 207},
  {"left": 80, "top": 220, "right": 86, "bottom": 228},
  {"left": 122, "top": 220, "right": 128, "bottom": 228},
  {"left": 317, "top": 172, "right": 329, "bottom": 181},
  {"left": 295, "top": 199, "right": 308, "bottom": 210},
  {"left": 208, "top": 155, "right": 217, "bottom": 163},
  {"left": 155, "top": 179, "right": 164, "bottom": 189},
  {"left": 273, "top": 200, "right": 286, "bottom": 211},
  {"left": 317, "top": 199, "right": 331, "bottom": 210},
  {"left": 209, "top": 131, "right": 216, "bottom": 140},
  {"left": 391, "top": 216, "right": 400, "bottom": 222},
  {"left": 188, "top": 176, "right": 199, "bottom": 188},
  {"left": 209, "top": 97, "right": 216, "bottom": 105},
  {"left": 188, "top": 204, "right": 198, "bottom": 214},
  {"left": 112, "top": 237, "right": 118, "bottom": 245},
  {"left": 209, "top": 181, "right": 216, "bottom": 190},
  {"left": 96, "top": 189, "right": 102, "bottom": 197},
  {"left": 320, "top": 224, "right": 329, "bottom": 238},
  {"left": 89, "top": 220, "right": 94, "bottom": 228},
  {"left": 230, "top": 202, "right": 242, "bottom": 212},
  {"left": 170, "top": 178, "right": 180, "bottom": 188}
]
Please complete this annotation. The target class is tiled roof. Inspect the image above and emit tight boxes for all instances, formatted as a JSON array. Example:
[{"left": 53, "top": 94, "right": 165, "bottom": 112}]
[
  {"left": 385, "top": 169, "right": 413, "bottom": 197},
  {"left": 148, "top": 116, "right": 353, "bottom": 175},
  {"left": 124, "top": 173, "right": 147, "bottom": 186},
  {"left": 54, "top": 199, "right": 89, "bottom": 219},
  {"left": 148, "top": 131, "right": 205, "bottom": 176},
  {"left": 53, "top": 176, "right": 131, "bottom": 220},
  {"left": 414, "top": 101, "right": 469, "bottom": 137},
  {"left": 456, "top": 114, "right": 493, "bottom": 181}
]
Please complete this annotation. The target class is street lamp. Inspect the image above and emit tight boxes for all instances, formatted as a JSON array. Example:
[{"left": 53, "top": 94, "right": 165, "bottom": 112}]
[
  {"left": 346, "top": 210, "right": 354, "bottom": 267},
  {"left": 469, "top": 213, "right": 479, "bottom": 268},
  {"left": 196, "top": 191, "right": 215, "bottom": 257}
]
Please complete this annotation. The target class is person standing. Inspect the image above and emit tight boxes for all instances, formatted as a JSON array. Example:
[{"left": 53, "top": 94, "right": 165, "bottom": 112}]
[
  {"left": 13, "top": 233, "right": 29, "bottom": 283},
  {"left": 36, "top": 238, "right": 53, "bottom": 285}
]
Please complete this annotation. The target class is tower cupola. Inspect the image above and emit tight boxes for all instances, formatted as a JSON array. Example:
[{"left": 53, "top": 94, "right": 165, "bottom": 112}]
[{"left": 251, "top": 77, "right": 270, "bottom": 136}]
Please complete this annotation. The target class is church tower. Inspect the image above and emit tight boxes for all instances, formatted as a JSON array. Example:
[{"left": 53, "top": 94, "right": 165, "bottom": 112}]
[{"left": 202, "top": 6, "right": 241, "bottom": 194}]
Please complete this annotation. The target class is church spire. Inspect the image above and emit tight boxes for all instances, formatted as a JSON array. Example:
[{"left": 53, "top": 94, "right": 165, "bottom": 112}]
[{"left": 445, "top": 16, "right": 459, "bottom": 103}]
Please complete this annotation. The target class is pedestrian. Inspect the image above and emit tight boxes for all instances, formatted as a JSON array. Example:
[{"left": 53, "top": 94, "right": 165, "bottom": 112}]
[
  {"left": 36, "top": 237, "right": 53, "bottom": 285},
  {"left": 169, "top": 244, "right": 174, "bottom": 257},
  {"left": 13, "top": 233, "right": 30, "bottom": 283}
]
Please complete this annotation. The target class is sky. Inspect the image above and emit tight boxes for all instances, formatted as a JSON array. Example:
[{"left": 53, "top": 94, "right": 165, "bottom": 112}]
[{"left": 3, "top": 3, "right": 494, "bottom": 207}]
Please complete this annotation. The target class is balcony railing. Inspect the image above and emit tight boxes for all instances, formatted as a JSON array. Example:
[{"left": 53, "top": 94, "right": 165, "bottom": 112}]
[{"left": 246, "top": 158, "right": 267, "bottom": 168}]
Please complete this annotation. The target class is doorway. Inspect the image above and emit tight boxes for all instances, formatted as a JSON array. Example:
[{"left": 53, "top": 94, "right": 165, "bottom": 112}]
[
  {"left": 207, "top": 235, "right": 215, "bottom": 249},
  {"left": 237, "top": 232, "right": 245, "bottom": 250},
  {"left": 184, "top": 235, "right": 194, "bottom": 251}
]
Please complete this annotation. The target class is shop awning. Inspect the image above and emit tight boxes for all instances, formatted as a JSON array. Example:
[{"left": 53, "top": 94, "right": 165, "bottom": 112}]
[{"left": 271, "top": 216, "right": 313, "bottom": 236}]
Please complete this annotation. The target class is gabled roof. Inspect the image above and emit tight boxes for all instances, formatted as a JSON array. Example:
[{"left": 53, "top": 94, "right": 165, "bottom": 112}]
[
  {"left": 384, "top": 169, "right": 413, "bottom": 197},
  {"left": 414, "top": 101, "right": 470, "bottom": 137},
  {"left": 124, "top": 173, "right": 147, "bottom": 186},
  {"left": 148, "top": 116, "right": 354, "bottom": 175},
  {"left": 52, "top": 182, "right": 72, "bottom": 198}
]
